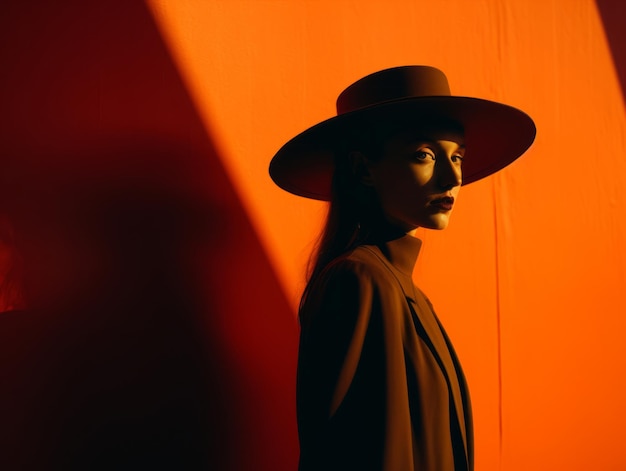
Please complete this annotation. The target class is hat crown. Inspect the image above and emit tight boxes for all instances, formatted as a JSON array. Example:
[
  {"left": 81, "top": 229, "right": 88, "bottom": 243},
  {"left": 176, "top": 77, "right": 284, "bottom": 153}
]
[{"left": 336, "top": 66, "right": 452, "bottom": 115}]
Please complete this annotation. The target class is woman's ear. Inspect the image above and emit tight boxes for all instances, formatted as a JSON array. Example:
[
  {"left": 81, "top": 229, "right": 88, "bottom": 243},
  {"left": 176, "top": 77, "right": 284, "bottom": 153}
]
[{"left": 348, "top": 151, "right": 375, "bottom": 187}]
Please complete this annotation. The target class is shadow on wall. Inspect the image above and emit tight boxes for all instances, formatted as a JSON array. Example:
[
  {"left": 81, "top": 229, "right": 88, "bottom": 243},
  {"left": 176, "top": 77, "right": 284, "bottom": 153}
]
[
  {"left": 596, "top": 0, "right": 626, "bottom": 104},
  {"left": 0, "top": 1, "right": 298, "bottom": 470}
]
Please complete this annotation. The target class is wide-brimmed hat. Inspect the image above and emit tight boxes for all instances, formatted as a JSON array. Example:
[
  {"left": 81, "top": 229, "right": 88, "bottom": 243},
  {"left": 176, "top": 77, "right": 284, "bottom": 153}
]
[{"left": 269, "top": 65, "right": 536, "bottom": 200}]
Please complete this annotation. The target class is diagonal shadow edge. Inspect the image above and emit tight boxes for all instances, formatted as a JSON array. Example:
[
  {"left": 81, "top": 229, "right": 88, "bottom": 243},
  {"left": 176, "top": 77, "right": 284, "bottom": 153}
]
[
  {"left": 595, "top": 0, "right": 626, "bottom": 110},
  {"left": 0, "top": 1, "right": 298, "bottom": 470}
]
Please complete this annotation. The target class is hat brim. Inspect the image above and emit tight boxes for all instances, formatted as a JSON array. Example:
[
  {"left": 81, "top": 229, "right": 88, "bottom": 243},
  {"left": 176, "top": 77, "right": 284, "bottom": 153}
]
[{"left": 269, "top": 96, "right": 536, "bottom": 200}]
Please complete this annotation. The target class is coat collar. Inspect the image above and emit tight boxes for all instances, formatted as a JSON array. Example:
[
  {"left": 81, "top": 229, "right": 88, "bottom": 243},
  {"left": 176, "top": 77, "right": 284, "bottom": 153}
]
[
  {"left": 362, "top": 222, "right": 422, "bottom": 277},
  {"left": 376, "top": 233, "right": 422, "bottom": 277}
]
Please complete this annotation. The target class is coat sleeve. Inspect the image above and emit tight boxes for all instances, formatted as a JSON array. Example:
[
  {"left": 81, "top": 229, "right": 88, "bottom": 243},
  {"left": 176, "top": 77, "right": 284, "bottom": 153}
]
[{"left": 297, "top": 258, "right": 407, "bottom": 471}]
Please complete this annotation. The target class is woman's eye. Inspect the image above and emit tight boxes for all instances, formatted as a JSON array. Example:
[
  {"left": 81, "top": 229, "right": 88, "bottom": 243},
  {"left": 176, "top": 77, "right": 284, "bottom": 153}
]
[
  {"left": 452, "top": 154, "right": 464, "bottom": 164},
  {"left": 414, "top": 150, "right": 435, "bottom": 161}
]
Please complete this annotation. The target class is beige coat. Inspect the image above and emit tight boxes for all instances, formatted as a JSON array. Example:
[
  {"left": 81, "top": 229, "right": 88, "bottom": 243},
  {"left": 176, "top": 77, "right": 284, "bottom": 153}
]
[{"left": 297, "top": 234, "right": 473, "bottom": 471}]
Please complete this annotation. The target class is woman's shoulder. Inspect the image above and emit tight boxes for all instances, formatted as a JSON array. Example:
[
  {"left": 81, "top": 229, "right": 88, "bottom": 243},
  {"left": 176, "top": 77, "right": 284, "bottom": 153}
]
[
  {"left": 300, "top": 245, "right": 408, "bottom": 329},
  {"left": 319, "top": 244, "right": 396, "bottom": 288}
]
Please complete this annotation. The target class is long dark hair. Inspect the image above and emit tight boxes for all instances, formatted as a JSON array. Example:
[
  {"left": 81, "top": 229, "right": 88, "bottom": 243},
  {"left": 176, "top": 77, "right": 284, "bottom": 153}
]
[{"left": 298, "top": 124, "right": 388, "bottom": 318}]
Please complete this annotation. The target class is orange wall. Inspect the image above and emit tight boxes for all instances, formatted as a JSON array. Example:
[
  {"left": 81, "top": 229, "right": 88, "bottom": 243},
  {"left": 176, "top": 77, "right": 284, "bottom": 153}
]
[
  {"left": 148, "top": 1, "right": 626, "bottom": 470},
  {"left": 0, "top": 0, "right": 625, "bottom": 470}
]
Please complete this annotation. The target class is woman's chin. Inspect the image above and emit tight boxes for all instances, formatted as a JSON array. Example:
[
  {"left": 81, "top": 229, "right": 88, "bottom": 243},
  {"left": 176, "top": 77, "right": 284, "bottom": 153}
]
[{"left": 420, "top": 214, "right": 452, "bottom": 230}]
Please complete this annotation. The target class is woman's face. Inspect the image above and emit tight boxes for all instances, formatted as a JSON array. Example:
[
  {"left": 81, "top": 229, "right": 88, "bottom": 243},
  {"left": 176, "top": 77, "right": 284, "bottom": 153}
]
[{"left": 365, "top": 126, "right": 464, "bottom": 233}]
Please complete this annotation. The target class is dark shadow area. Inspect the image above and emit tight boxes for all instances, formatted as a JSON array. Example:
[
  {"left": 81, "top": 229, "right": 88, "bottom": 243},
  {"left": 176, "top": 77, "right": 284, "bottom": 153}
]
[
  {"left": 0, "top": 1, "right": 298, "bottom": 470},
  {"left": 596, "top": 0, "right": 626, "bottom": 105}
]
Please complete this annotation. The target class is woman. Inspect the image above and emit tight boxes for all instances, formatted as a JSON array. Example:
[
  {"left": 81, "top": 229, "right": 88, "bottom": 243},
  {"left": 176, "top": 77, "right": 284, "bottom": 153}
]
[{"left": 270, "top": 66, "right": 535, "bottom": 471}]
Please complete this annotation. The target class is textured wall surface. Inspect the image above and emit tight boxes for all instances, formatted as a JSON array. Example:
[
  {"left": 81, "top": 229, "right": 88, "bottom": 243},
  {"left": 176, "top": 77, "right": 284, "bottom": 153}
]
[{"left": 1, "top": 1, "right": 625, "bottom": 470}]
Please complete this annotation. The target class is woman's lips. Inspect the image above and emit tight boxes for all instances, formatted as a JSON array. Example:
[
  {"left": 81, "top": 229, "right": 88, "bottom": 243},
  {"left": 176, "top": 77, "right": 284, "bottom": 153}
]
[{"left": 430, "top": 196, "right": 455, "bottom": 211}]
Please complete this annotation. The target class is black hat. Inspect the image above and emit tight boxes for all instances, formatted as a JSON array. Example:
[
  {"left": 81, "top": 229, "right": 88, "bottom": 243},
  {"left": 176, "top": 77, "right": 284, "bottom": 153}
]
[{"left": 269, "top": 65, "right": 536, "bottom": 201}]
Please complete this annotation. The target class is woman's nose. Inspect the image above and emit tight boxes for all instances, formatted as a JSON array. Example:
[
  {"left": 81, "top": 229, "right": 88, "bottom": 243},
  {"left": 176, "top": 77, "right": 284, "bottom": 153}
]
[{"left": 436, "top": 157, "right": 462, "bottom": 189}]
